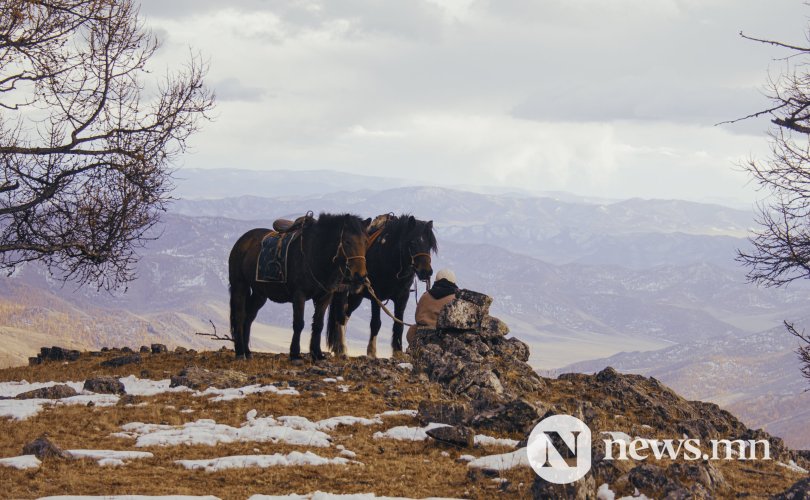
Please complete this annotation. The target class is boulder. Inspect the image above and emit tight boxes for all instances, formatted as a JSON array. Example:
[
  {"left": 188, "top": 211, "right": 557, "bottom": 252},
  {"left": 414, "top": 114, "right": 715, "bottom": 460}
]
[
  {"left": 170, "top": 366, "right": 249, "bottom": 390},
  {"left": 83, "top": 376, "right": 126, "bottom": 395},
  {"left": 417, "top": 400, "right": 473, "bottom": 426},
  {"left": 100, "top": 354, "right": 141, "bottom": 367},
  {"left": 15, "top": 384, "right": 78, "bottom": 400},
  {"left": 426, "top": 425, "right": 474, "bottom": 448},
  {"left": 22, "top": 435, "right": 69, "bottom": 459},
  {"left": 139, "top": 346, "right": 150, "bottom": 353},
  {"left": 471, "top": 398, "right": 544, "bottom": 433},
  {"left": 771, "top": 477, "right": 810, "bottom": 500},
  {"left": 437, "top": 290, "right": 491, "bottom": 331},
  {"left": 151, "top": 343, "right": 168, "bottom": 354}
]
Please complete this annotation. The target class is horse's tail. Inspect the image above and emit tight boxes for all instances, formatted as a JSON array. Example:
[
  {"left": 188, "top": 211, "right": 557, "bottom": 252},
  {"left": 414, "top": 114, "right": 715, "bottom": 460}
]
[{"left": 327, "top": 291, "right": 348, "bottom": 353}]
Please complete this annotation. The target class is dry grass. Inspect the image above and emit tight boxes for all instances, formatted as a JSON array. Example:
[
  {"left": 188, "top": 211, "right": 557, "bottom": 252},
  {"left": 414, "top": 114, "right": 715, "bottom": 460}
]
[{"left": 0, "top": 349, "right": 806, "bottom": 499}]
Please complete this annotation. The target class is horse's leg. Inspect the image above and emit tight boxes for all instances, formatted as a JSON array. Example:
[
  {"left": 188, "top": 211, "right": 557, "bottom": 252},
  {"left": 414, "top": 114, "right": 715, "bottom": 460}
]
[
  {"left": 290, "top": 292, "right": 306, "bottom": 361},
  {"left": 229, "top": 282, "right": 249, "bottom": 360},
  {"left": 310, "top": 293, "right": 331, "bottom": 362},
  {"left": 242, "top": 289, "right": 267, "bottom": 360},
  {"left": 338, "top": 294, "right": 364, "bottom": 356},
  {"left": 391, "top": 293, "right": 408, "bottom": 356},
  {"left": 367, "top": 300, "right": 382, "bottom": 358}
]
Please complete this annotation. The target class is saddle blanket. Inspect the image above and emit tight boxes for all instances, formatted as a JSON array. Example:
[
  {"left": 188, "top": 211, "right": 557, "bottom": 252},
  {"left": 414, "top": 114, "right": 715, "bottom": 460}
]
[{"left": 256, "top": 231, "right": 297, "bottom": 283}]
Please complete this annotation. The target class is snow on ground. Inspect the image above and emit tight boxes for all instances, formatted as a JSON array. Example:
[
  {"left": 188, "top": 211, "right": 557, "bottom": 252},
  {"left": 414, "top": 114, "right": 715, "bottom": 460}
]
[
  {"left": 0, "top": 454, "right": 41, "bottom": 469},
  {"left": 278, "top": 415, "right": 383, "bottom": 432},
  {"left": 176, "top": 451, "right": 355, "bottom": 472},
  {"left": 196, "top": 384, "right": 299, "bottom": 402},
  {"left": 396, "top": 363, "right": 413, "bottom": 371},
  {"left": 114, "top": 415, "right": 333, "bottom": 448},
  {"left": 119, "top": 376, "right": 192, "bottom": 397},
  {"left": 473, "top": 435, "right": 519, "bottom": 448},
  {"left": 67, "top": 449, "right": 154, "bottom": 466},
  {"left": 377, "top": 410, "right": 417, "bottom": 418},
  {"left": 0, "top": 380, "right": 84, "bottom": 397},
  {"left": 0, "top": 394, "right": 119, "bottom": 420},
  {"left": 372, "top": 423, "right": 449, "bottom": 441},
  {"left": 466, "top": 448, "right": 529, "bottom": 471},
  {"left": 777, "top": 460, "right": 809, "bottom": 474}
]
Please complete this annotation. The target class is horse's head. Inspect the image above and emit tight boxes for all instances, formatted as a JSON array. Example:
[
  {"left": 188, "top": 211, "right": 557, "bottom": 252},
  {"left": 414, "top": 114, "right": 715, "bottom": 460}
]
[
  {"left": 400, "top": 216, "right": 437, "bottom": 282},
  {"left": 321, "top": 213, "right": 370, "bottom": 294}
]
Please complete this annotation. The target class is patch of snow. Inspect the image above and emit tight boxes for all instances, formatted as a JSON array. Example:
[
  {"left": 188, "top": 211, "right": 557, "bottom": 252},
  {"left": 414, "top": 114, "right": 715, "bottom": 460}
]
[
  {"left": 396, "top": 363, "right": 413, "bottom": 371},
  {"left": 176, "top": 451, "right": 353, "bottom": 472},
  {"left": 372, "top": 423, "right": 449, "bottom": 441},
  {"left": 0, "top": 380, "right": 84, "bottom": 397},
  {"left": 467, "top": 448, "right": 529, "bottom": 471},
  {"left": 119, "top": 376, "right": 192, "bottom": 397},
  {"left": 67, "top": 449, "right": 153, "bottom": 466},
  {"left": 377, "top": 410, "right": 417, "bottom": 418},
  {"left": 117, "top": 412, "right": 332, "bottom": 448},
  {"left": 197, "top": 384, "right": 299, "bottom": 402},
  {"left": 597, "top": 483, "right": 615, "bottom": 500},
  {"left": 339, "top": 449, "right": 357, "bottom": 459},
  {"left": 473, "top": 435, "right": 519, "bottom": 448},
  {"left": 777, "top": 460, "right": 809, "bottom": 474},
  {"left": 315, "top": 416, "right": 382, "bottom": 431},
  {"left": 457, "top": 455, "right": 475, "bottom": 462},
  {"left": 0, "top": 393, "right": 119, "bottom": 421},
  {"left": 0, "top": 454, "right": 41, "bottom": 469},
  {"left": 323, "top": 378, "right": 337, "bottom": 383}
]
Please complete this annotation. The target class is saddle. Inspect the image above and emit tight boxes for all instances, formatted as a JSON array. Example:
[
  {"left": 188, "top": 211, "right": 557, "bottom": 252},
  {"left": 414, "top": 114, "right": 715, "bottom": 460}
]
[
  {"left": 273, "top": 213, "right": 314, "bottom": 233},
  {"left": 366, "top": 213, "right": 393, "bottom": 248}
]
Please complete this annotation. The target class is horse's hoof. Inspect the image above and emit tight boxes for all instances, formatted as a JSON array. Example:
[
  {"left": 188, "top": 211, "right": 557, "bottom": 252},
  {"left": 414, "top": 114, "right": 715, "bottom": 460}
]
[
  {"left": 311, "top": 352, "right": 327, "bottom": 362},
  {"left": 245, "top": 351, "right": 253, "bottom": 360},
  {"left": 235, "top": 354, "right": 246, "bottom": 361},
  {"left": 289, "top": 357, "right": 305, "bottom": 366}
]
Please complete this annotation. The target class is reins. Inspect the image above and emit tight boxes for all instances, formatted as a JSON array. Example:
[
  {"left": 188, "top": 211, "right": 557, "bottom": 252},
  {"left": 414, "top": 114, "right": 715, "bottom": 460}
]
[{"left": 364, "top": 277, "right": 417, "bottom": 327}]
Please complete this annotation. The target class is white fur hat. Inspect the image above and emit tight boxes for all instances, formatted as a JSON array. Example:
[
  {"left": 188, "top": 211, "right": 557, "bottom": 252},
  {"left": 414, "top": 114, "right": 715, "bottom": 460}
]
[{"left": 436, "top": 269, "right": 456, "bottom": 284}]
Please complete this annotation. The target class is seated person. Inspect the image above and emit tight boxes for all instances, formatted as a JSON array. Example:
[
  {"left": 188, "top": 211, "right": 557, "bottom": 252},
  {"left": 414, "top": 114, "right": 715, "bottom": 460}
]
[{"left": 406, "top": 269, "right": 459, "bottom": 345}]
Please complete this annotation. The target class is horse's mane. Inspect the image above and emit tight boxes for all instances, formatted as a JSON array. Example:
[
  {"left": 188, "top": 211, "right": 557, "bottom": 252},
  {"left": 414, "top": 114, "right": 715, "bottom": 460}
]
[
  {"left": 388, "top": 214, "right": 438, "bottom": 253},
  {"left": 315, "top": 212, "right": 365, "bottom": 236}
]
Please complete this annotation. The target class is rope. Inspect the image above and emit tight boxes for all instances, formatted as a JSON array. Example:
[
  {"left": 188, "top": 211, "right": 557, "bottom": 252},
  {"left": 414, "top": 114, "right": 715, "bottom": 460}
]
[{"left": 364, "top": 278, "right": 417, "bottom": 327}]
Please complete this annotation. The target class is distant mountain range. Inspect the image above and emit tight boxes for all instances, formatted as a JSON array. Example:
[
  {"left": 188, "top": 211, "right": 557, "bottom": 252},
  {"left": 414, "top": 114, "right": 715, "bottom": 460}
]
[{"left": 1, "top": 170, "right": 808, "bottom": 448}]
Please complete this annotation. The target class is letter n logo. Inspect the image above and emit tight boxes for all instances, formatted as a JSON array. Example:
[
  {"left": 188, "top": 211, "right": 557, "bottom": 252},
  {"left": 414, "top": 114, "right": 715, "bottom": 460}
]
[{"left": 527, "top": 414, "right": 592, "bottom": 484}]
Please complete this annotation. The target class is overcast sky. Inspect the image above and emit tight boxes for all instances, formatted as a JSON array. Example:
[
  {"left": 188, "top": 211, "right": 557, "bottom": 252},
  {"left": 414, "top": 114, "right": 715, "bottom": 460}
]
[{"left": 138, "top": 0, "right": 808, "bottom": 204}]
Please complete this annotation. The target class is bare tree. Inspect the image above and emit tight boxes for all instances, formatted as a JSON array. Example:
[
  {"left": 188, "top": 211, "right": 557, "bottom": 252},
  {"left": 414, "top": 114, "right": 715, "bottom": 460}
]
[
  {"left": 728, "top": 29, "right": 810, "bottom": 384},
  {"left": 0, "top": 0, "right": 214, "bottom": 289}
]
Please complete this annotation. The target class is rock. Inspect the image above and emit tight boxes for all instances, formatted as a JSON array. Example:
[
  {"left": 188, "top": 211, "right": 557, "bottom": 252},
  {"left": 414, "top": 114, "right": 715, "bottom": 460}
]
[
  {"left": 667, "top": 462, "right": 725, "bottom": 491},
  {"left": 151, "top": 343, "right": 168, "bottom": 354},
  {"left": 170, "top": 366, "right": 248, "bottom": 390},
  {"left": 28, "top": 357, "right": 42, "bottom": 366},
  {"left": 121, "top": 347, "right": 133, "bottom": 353},
  {"left": 455, "top": 289, "right": 493, "bottom": 309},
  {"left": 426, "top": 425, "right": 474, "bottom": 448},
  {"left": 772, "top": 477, "right": 810, "bottom": 500},
  {"left": 174, "top": 346, "right": 188, "bottom": 354},
  {"left": 139, "top": 346, "right": 150, "bottom": 353},
  {"left": 22, "top": 435, "right": 69, "bottom": 459},
  {"left": 437, "top": 292, "right": 490, "bottom": 331},
  {"left": 531, "top": 473, "right": 596, "bottom": 499},
  {"left": 471, "top": 398, "right": 544, "bottom": 433},
  {"left": 38, "top": 346, "right": 80, "bottom": 362},
  {"left": 627, "top": 463, "right": 683, "bottom": 495},
  {"left": 83, "top": 376, "right": 126, "bottom": 394},
  {"left": 15, "top": 384, "right": 78, "bottom": 400},
  {"left": 100, "top": 354, "right": 141, "bottom": 367},
  {"left": 480, "top": 315, "right": 509, "bottom": 338},
  {"left": 417, "top": 400, "right": 473, "bottom": 426},
  {"left": 595, "top": 366, "right": 620, "bottom": 383}
]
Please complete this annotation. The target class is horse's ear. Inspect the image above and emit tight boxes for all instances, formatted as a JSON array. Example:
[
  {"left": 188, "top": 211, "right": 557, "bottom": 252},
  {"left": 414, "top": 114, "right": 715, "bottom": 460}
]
[
  {"left": 407, "top": 215, "right": 416, "bottom": 230},
  {"left": 363, "top": 217, "right": 372, "bottom": 230},
  {"left": 427, "top": 220, "right": 433, "bottom": 230}
]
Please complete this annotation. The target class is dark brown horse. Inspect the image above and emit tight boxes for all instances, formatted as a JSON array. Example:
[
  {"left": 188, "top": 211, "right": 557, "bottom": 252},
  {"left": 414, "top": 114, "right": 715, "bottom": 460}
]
[
  {"left": 327, "top": 214, "right": 436, "bottom": 358},
  {"left": 228, "top": 213, "right": 370, "bottom": 360}
]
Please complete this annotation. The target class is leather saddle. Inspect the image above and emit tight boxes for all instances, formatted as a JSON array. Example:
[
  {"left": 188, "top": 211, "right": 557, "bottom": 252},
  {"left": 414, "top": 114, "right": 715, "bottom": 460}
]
[{"left": 273, "top": 213, "right": 314, "bottom": 233}]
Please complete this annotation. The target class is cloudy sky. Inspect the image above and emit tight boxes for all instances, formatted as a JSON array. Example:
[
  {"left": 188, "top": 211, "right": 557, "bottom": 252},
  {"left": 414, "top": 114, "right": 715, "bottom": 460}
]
[{"left": 138, "top": 0, "right": 808, "bottom": 204}]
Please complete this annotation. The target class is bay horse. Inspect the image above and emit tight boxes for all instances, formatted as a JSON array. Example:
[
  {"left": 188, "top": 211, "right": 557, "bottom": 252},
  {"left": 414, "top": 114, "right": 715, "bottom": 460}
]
[
  {"left": 228, "top": 213, "right": 370, "bottom": 361},
  {"left": 327, "top": 214, "right": 437, "bottom": 358}
]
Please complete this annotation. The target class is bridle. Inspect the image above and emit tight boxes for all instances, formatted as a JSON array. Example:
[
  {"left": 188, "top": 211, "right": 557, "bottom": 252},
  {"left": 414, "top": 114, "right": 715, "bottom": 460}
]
[
  {"left": 396, "top": 240, "right": 432, "bottom": 280},
  {"left": 332, "top": 224, "right": 366, "bottom": 284}
]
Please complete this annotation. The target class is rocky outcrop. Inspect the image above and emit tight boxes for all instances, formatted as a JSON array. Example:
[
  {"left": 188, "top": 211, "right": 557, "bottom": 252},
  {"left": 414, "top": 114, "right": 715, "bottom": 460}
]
[
  {"left": 83, "top": 376, "right": 126, "bottom": 394},
  {"left": 15, "top": 384, "right": 78, "bottom": 399},
  {"left": 29, "top": 346, "right": 81, "bottom": 365},
  {"left": 100, "top": 353, "right": 141, "bottom": 367},
  {"left": 408, "top": 289, "right": 545, "bottom": 432},
  {"left": 170, "top": 366, "right": 250, "bottom": 390},
  {"left": 22, "top": 435, "right": 69, "bottom": 460}
]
